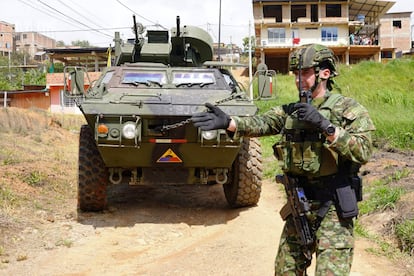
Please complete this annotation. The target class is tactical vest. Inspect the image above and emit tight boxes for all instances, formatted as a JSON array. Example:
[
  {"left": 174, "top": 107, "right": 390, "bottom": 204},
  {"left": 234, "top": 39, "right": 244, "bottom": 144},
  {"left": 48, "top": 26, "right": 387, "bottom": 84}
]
[{"left": 273, "top": 93, "right": 343, "bottom": 178}]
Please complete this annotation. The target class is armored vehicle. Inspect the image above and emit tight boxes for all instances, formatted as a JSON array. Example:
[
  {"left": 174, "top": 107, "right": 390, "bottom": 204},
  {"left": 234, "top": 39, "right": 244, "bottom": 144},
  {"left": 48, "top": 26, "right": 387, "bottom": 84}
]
[{"left": 65, "top": 16, "right": 262, "bottom": 212}]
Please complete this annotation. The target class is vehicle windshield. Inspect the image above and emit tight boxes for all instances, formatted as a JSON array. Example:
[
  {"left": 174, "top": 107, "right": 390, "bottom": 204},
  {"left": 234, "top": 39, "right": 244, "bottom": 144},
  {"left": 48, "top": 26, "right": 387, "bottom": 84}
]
[
  {"left": 172, "top": 72, "right": 215, "bottom": 87},
  {"left": 122, "top": 71, "right": 167, "bottom": 87}
]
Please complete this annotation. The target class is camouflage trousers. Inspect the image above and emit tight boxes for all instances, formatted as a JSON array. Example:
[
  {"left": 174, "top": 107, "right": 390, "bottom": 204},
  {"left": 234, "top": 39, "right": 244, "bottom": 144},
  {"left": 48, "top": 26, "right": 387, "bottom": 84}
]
[{"left": 274, "top": 204, "right": 354, "bottom": 276}]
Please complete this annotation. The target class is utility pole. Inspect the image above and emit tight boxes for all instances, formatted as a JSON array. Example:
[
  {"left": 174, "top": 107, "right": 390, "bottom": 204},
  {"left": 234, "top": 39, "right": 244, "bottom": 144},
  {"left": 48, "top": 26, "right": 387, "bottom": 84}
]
[
  {"left": 230, "top": 36, "right": 233, "bottom": 64},
  {"left": 8, "top": 44, "right": 11, "bottom": 81},
  {"left": 218, "top": 0, "right": 222, "bottom": 61}
]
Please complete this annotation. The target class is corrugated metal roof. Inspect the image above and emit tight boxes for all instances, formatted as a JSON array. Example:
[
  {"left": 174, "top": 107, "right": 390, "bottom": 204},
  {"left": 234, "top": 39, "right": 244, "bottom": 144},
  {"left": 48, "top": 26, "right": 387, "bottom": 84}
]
[{"left": 349, "top": 0, "right": 396, "bottom": 22}]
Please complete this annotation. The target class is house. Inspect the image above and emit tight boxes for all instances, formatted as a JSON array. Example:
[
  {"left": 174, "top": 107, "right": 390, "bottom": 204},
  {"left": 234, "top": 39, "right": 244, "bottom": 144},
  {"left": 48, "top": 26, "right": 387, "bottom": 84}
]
[
  {"left": 46, "top": 71, "right": 102, "bottom": 114},
  {"left": 43, "top": 47, "right": 111, "bottom": 113},
  {"left": 0, "top": 85, "right": 49, "bottom": 109},
  {"left": 45, "top": 47, "right": 111, "bottom": 72},
  {"left": 0, "top": 21, "right": 15, "bottom": 56},
  {"left": 15, "top": 31, "right": 56, "bottom": 60},
  {"left": 1, "top": 22, "right": 57, "bottom": 61},
  {"left": 213, "top": 43, "right": 242, "bottom": 63},
  {"left": 252, "top": 0, "right": 397, "bottom": 73},
  {"left": 379, "top": 11, "right": 413, "bottom": 58}
]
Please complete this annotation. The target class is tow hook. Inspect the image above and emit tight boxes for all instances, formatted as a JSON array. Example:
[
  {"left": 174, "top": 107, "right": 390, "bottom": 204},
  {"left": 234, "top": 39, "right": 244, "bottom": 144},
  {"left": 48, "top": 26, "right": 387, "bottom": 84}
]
[
  {"left": 109, "top": 168, "right": 123, "bottom": 185},
  {"left": 215, "top": 169, "right": 228, "bottom": 184}
]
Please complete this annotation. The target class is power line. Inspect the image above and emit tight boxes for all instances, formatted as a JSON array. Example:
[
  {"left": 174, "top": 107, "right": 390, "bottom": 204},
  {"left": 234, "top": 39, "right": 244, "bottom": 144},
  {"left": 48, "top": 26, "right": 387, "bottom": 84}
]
[
  {"left": 17, "top": 0, "right": 82, "bottom": 30},
  {"left": 36, "top": 0, "right": 112, "bottom": 38},
  {"left": 115, "top": 0, "right": 167, "bottom": 30},
  {"left": 19, "top": 27, "right": 131, "bottom": 34},
  {"left": 56, "top": 0, "right": 113, "bottom": 37}
]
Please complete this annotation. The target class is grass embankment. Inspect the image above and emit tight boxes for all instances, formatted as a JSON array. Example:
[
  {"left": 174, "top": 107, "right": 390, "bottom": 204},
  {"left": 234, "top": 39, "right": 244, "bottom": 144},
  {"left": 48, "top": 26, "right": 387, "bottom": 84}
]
[
  {"left": 0, "top": 108, "right": 85, "bottom": 255},
  {"left": 254, "top": 59, "right": 414, "bottom": 260}
]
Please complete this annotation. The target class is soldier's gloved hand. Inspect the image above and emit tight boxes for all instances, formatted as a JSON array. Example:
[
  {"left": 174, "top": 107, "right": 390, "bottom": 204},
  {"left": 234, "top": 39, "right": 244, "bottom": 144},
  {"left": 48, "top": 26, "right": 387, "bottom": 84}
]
[
  {"left": 191, "top": 103, "right": 231, "bottom": 131},
  {"left": 294, "top": 103, "right": 330, "bottom": 132}
]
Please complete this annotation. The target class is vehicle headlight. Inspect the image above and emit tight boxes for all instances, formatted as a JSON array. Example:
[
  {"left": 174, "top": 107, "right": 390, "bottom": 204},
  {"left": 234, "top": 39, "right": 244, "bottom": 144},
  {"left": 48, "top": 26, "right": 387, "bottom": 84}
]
[
  {"left": 122, "top": 122, "right": 137, "bottom": 139},
  {"left": 202, "top": 130, "right": 218, "bottom": 140}
]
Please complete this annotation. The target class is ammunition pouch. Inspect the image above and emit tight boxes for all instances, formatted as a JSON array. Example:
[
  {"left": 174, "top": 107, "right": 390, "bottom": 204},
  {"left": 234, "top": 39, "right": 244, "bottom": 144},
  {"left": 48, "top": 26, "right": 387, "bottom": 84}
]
[
  {"left": 274, "top": 140, "right": 322, "bottom": 175},
  {"left": 300, "top": 174, "right": 361, "bottom": 219},
  {"left": 334, "top": 181, "right": 358, "bottom": 218},
  {"left": 273, "top": 132, "right": 339, "bottom": 177}
]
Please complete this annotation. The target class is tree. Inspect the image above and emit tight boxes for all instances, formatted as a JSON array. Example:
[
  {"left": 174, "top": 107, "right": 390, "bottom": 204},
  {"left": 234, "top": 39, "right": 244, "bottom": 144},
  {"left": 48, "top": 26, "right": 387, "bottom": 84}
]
[
  {"left": 242, "top": 36, "right": 256, "bottom": 55},
  {"left": 71, "top": 40, "right": 92, "bottom": 47},
  {"left": 56, "top": 40, "right": 65, "bottom": 47},
  {"left": 0, "top": 54, "right": 46, "bottom": 90},
  {"left": 23, "top": 69, "right": 46, "bottom": 85}
]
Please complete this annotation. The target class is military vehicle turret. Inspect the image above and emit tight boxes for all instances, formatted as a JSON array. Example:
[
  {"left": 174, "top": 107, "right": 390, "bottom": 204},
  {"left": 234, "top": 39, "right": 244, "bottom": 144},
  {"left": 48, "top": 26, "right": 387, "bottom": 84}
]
[{"left": 65, "top": 16, "right": 262, "bottom": 212}]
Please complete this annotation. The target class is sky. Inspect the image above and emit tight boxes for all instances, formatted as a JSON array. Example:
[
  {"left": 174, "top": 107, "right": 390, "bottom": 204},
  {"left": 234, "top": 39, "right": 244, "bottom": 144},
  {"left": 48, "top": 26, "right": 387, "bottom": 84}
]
[{"left": 0, "top": 0, "right": 412, "bottom": 48}]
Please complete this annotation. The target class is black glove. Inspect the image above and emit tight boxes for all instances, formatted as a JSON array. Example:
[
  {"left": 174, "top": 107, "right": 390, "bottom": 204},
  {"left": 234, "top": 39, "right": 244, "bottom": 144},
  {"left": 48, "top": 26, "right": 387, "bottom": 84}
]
[
  {"left": 191, "top": 103, "right": 231, "bottom": 131},
  {"left": 294, "top": 103, "right": 330, "bottom": 132}
]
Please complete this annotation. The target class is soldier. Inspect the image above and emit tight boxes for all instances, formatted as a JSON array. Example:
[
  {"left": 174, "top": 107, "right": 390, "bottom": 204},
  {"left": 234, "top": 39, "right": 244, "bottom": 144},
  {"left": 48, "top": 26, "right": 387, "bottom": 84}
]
[{"left": 191, "top": 44, "right": 375, "bottom": 275}]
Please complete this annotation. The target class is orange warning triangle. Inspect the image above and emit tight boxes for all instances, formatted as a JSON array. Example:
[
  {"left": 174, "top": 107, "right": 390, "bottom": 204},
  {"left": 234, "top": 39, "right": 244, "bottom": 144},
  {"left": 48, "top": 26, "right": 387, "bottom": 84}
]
[{"left": 157, "top": 148, "right": 182, "bottom": 163}]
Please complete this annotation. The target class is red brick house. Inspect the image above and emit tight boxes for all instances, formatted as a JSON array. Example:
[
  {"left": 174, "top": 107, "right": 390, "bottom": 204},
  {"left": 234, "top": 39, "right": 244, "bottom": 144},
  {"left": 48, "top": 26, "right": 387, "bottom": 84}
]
[{"left": 46, "top": 72, "right": 101, "bottom": 114}]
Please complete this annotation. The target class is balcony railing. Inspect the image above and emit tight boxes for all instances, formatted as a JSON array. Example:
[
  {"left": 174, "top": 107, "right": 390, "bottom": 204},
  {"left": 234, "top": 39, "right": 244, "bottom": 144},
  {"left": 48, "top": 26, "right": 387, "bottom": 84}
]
[{"left": 259, "top": 36, "right": 378, "bottom": 48}]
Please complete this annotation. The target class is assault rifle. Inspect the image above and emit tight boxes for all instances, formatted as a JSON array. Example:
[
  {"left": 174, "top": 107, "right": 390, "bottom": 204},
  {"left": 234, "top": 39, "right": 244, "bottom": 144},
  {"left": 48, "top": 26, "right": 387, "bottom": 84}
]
[{"left": 276, "top": 174, "right": 313, "bottom": 259}]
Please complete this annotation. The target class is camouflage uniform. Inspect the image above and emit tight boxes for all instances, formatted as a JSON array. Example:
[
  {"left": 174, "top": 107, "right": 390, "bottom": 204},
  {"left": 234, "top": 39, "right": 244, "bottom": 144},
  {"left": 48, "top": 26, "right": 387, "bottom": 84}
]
[
  {"left": 191, "top": 43, "right": 376, "bottom": 275},
  {"left": 231, "top": 91, "right": 375, "bottom": 275}
]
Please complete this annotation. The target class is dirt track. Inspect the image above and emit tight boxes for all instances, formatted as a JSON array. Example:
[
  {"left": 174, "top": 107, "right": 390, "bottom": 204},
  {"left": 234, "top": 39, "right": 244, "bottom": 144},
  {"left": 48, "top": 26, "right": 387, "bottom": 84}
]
[{"left": 1, "top": 178, "right": 408, "bottom": 276}]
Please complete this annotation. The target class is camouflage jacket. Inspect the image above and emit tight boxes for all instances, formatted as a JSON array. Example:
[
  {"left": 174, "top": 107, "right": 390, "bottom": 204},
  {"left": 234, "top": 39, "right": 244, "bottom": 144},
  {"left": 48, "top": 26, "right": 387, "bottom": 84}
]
[{"left": 232, "top": 92, "right": 376, "bottom": 165}]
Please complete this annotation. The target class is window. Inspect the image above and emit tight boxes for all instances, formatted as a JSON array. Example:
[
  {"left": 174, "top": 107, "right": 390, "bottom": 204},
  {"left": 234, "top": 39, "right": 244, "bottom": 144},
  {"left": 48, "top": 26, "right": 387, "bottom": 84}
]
[
  {"left": 326, "top": 4, "right": 341, "bottom": 17},
  {"left": 268, "top": 28, "right": 286, "bottom": 43},
  {"left": 263, "top": 5, "right": 283, "bottom": 22},
  {"left": 122, "top": 71, "right": 167, "bottom": 85},
  {"left": 311, "top": 4, "right": 318, "bottom": 22},
  {"left": 291, "top": 5, "right": 306, "bottom": 22},
  {"left": 172, "top": 72, "right": 215, "bottom": 86},
  {"left": 393, "top": 20, "right": 402, "bottom": 28},
  {"left": 321, "top": 27, "right": 338, "bottom": 42}
]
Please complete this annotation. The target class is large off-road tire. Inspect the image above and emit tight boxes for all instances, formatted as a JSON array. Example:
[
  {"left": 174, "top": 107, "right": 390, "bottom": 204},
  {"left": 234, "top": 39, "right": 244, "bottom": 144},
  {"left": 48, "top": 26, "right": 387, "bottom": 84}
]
[
  {"left": 78, "top": 125, "right": 108, "bottom": 212},
  {"left": 224, "top": 137, "right": 263, "bottom": 208}
]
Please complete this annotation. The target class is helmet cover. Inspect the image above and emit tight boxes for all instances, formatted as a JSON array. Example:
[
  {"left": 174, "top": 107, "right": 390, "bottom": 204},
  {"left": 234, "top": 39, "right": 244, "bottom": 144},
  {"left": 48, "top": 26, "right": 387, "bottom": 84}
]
[{"left": 289, "top": 44, "right": 338, "bottom": 77}]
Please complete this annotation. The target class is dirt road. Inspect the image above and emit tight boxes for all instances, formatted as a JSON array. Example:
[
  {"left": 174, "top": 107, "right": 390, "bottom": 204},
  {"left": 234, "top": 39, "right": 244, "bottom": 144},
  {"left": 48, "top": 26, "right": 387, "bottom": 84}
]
[{"left": 1, "top": 178, "right": 408, "bottom": 276}]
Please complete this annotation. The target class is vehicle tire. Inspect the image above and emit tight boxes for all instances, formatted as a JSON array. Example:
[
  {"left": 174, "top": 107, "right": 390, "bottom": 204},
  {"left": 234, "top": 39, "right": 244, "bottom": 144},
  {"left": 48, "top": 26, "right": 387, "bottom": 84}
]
[
  {"left": 224, "top": 137, "right": 263, "bottom": 208},
  {"left": 78, "top": 124, "right": 108, "bottom": 212}
]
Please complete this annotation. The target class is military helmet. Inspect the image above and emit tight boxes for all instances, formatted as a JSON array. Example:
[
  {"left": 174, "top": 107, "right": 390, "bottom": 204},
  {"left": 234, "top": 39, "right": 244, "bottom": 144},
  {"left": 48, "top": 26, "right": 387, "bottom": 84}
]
[{"left": 289, "top": 44, "right": 338, "bottom": 77}]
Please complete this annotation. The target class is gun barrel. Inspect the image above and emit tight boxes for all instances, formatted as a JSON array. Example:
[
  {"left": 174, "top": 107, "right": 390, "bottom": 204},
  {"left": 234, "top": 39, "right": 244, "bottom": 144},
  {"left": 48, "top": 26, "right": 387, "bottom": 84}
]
[
  {"left": 176, "top": 16, "right": 180, "bottom": 37},
  {"left": 133, "top": 15, "right": 139, "bottom": 45}
]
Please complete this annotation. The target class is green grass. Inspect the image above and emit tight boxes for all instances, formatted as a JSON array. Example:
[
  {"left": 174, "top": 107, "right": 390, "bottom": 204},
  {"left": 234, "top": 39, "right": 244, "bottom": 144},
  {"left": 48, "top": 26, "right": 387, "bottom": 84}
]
[
  {"left": 359, "top": 169, "right": 409, "bottom": 215},
  {"left": 336, "top": 59, "right": 414, "bottom": 149},
  {"left": 359, "top": 184, "right": 404, "bottom": 215},
  {"left": 255, "top": 58, "right": 414, "bottom": 150},
  {"left": 0, "top": 184, "right": 19, "bottom": 208},
  {"left": 395, "top": 219, "right": 414, "bottom": 255},
  {"left": 23, "top": 170, "right": 47, "bottom": 187}
]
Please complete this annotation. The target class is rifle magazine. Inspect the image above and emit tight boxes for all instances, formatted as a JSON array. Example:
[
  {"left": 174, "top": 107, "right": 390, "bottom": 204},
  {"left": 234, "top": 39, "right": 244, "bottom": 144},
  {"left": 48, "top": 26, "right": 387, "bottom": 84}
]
[{"left": 279, "top": 203, "right": 292, "bottom": 221}]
